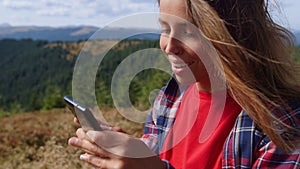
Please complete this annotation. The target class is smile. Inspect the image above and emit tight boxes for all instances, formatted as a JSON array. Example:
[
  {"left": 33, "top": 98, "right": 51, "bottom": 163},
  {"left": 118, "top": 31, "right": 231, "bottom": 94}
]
[{"left": 172, "top": 62, "right": 194, "bottom": 69}]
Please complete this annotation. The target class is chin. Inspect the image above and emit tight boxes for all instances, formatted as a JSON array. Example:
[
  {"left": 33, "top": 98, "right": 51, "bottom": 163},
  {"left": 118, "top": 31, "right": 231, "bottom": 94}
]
[{"left": 175, "top": 75, "right": 197, "bottom": 86}]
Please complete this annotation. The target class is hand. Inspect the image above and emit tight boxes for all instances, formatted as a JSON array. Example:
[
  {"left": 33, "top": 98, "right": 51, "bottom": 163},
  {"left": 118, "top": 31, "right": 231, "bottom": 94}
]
[
  {"left": 68, "top": 128, "right": 166, "bottom": 169},
  {"left": 73, "top": 117, "right": 126, "bottom": 133}
]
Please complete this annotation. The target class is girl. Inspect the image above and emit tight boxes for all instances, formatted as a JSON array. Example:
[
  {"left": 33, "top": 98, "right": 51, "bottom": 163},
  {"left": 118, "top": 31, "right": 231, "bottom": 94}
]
[{"left": 69, "top": 0, "right": 300, "bottom": 168}]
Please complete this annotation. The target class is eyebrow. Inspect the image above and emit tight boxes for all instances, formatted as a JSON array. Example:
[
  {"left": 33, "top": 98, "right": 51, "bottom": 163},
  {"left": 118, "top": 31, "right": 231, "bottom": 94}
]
[
  {"left": 158, "top": 18, "right": 168, "bottom": 25},
  {"left": 158, "top": 17, "right": 190, "bottom": 27}
]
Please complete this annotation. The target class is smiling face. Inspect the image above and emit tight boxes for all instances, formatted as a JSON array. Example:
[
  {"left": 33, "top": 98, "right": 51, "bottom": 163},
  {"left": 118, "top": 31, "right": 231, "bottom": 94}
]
[{"left": 159, "top": 0, "right": 212, "bottom": 91}]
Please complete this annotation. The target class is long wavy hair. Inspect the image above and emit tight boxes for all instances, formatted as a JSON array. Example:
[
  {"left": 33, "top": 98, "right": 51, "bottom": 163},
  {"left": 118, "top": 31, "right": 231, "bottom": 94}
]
[
  {"left": 158, "top": 0, "right": 300, "bottom": 152},
  {"left": 188, "top": 0, "right": 300, "bottom": 152}
]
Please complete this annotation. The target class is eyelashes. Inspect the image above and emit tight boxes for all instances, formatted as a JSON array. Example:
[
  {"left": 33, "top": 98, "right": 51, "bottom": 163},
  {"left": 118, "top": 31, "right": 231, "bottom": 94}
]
[{"left": 160, "top": 28, "right": 196, "bottom": 38}]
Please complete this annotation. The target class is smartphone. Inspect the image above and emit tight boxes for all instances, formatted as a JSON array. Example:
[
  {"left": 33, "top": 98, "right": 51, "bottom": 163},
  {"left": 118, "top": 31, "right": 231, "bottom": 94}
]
[{"left": 64, "top": 96, "right": 102, "bottom": 131}]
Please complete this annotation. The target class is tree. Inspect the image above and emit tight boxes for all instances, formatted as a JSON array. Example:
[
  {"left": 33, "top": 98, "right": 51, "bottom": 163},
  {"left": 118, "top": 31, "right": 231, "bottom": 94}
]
[{"left": 42, "top": 86, "right": 65, "bottom": 110}]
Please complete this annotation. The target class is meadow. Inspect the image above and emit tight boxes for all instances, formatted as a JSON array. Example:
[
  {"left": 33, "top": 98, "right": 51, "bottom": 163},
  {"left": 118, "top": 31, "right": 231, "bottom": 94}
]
[
  {"left": 0, "top": 39, "right": 299, "bottom": 169},
  {"left": 0, "top": 108, "right": 144, "bottom": 169},
  {"left": 0, "top": 39, "right": 166, "bottom": 169}
]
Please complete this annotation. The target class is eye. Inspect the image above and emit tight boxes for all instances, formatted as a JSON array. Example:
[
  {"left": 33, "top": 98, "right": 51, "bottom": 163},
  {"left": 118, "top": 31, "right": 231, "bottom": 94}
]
[
  {"left": 158, "top": 19, "right": 171, "bottom": 35},
  {"left": 161, "top": 28, "right": 171, "bottom": 34},
  {"left": 183, "top": 30, "right": 195, "bottom": 37}
]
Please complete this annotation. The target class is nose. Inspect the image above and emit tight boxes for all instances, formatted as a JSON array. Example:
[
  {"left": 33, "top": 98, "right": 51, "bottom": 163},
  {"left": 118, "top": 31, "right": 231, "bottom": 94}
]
[{"left": 161, "top": 35, "right": 183, "bottom": 55}]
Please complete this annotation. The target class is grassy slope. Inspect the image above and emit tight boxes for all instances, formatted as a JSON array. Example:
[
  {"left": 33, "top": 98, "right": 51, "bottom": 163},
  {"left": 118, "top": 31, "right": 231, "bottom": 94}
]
[{"left": 0, "top": 108, "right": 144, "bottom": 169}]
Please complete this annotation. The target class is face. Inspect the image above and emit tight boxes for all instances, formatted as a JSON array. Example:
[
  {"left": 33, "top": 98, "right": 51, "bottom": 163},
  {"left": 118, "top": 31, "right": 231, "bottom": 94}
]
[{"left": 159, "top": 0, "right": 212, "bottom": 91}]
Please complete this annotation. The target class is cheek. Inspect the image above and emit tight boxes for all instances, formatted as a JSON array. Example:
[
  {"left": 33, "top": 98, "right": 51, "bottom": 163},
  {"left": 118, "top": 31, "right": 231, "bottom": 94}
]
[
  {"left": 159, "top": 36, "right": 167, "bottom": 51},
  {"left": 186, "top": 43, "right": 206, "bottom": 61}
]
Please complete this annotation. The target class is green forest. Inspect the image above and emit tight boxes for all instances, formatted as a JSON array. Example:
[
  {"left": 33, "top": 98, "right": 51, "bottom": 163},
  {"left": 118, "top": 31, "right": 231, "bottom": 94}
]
[
  {"left": 0, "top": 39, "right": 300, "bottom": 116},
  {"left": 0, "top": 39, "right": 171, "bottom": 115}
]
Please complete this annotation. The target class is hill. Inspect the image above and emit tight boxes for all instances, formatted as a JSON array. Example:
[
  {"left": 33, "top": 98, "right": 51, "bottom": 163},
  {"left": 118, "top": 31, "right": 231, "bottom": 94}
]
[
  {"left": 0, "top": 24, "right": 298, "bottom": 44},
  {"left": 295, "top": 31, "right": 300, "bottom": 46},
  {"left": 0, "top": 38, "right": 168, "bottom": 168},
  {"left": 1, "top": 38, "right": 299, "bottom": 115},
  {"left": 0, "top": 39, "right": 78, "bottom": 112},
  {"left": 0, "top": 108, "right": 144, "bottom": 169},
  {"left": 0, "top": 39, "right": 170, "bottom": 114},
  {"left": 0, "top": 25, "right": 160, "bottom": 41}
]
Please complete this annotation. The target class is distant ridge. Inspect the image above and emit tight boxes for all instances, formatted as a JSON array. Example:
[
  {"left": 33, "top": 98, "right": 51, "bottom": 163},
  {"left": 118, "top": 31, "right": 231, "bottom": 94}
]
[
  {"left": 0, "top": 24, "right": 298, "bottom": 44},
  {"left": 0, "top": 23, "right": 11, "bottom": 28},
  {"left": 0, "top": 25, "right": 160, "bottom": 41},
  {"left": 294, "top": 31, "right": 300, "bottom": 46}
]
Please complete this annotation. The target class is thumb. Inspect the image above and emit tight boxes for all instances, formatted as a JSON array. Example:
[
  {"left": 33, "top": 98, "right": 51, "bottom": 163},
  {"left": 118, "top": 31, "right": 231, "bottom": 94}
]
[
  {"left": 86, "top": 130, "right": 134, "bottom": 150},
  {"left": 86, "top": 130, "right": 155, "bottom": 158}
]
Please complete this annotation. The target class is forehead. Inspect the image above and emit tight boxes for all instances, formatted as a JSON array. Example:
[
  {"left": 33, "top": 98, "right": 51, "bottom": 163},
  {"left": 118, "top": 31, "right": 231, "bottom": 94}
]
[{"left": 159, "top": 0, "right": 189, "bottom": 21}]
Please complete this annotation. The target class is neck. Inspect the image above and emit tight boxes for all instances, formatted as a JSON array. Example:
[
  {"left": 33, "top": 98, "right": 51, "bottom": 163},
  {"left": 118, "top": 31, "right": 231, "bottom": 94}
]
[
  {"left": 195, "top": 82, "right": 226, "bottom": 93},
  {"left": 195, "top": 82, "right": 211, "bottom": 92}
]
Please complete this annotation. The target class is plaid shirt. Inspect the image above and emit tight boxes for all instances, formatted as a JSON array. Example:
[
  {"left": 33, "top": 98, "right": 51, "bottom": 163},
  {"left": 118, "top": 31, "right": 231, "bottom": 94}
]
[{"left": 141, "top": 78, "right": 300, "bottom": 169}]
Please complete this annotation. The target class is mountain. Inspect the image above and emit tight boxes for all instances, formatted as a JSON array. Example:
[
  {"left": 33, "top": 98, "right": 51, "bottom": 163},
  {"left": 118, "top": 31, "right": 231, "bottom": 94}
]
[
  {"left": 0, "top": 39, "right": 169, "bottom": 113},
  {"left": 0, "top": 23, "right": 11, "bottom": 28},
  {"left": 1, "top": 24, "right": 297, "bottom": 44},
  {"left": 0, "top": 26, "right": 98, "bottom": 41},
  {"left": 294, "top": 31, "right": 300, "bottom": 46},
  {"left": 0, "top": 25, "right": 160, "bottom": 41}
]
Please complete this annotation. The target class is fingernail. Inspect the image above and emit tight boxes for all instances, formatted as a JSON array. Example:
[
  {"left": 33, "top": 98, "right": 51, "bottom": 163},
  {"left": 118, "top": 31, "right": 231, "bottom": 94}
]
[
  {"left": 86, "top": 131, "right": 95, "bottom": 140},
  {"left": 80, "top": 154, "right": 88, "bottom": 160},
  {"left": 68, "top": 138, "right": 78, "bottom": 145},
  {"left": 100, "top": 125, "right": 112, "bottom": 131}
]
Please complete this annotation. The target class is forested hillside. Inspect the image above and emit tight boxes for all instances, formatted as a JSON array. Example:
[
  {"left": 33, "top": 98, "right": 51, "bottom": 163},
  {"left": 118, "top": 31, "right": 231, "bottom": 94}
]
[
  {"left": 0, "top": 39, "right": 74, "bottom": 113},
  {"left": 1, "top": 39, "right": 299, "bottom": 116},
  {"left": 0, "top": 39, "right": 170, "bottom": 115}
]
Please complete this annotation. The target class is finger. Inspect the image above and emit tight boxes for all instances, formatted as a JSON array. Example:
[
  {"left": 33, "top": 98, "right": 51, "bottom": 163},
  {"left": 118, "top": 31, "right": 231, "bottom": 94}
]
[
  {"left": 80, "top": 153, "right": 121, "bottom": 169},
  {"left": 76, "top": 128, "right": 96, "bottom": 143},
  {"left": 86, "top": 130, "right": 156, "bottom": 158},
  {"left": 99, "top": 124, "right": 113, "bottom": 131},
  {"left": 86, "top": 130, "right": 132, "bottom": 149},
  {"left": 68, "top": 137, "right": 97, "bottom": 155},
  {"left": 80, "top": 153, "right": 106, "bottom": 168},
  {"left": 73, "top": 117, "right": 80, "bottom": 125},
  {"left": 111, "top": 126, "right": 126, "bottom": 133},
  {"left": 98, "top": 123, "right": 126, "bottom": 133},
  {"left": 76, "top": 128, "right": 89, "bottom": 140},
  {"left": 68, "top": 136, "right": 110, "bottom": 157},
  {"left": 86, "top": 130, "right": 128, "bottom": 156}
]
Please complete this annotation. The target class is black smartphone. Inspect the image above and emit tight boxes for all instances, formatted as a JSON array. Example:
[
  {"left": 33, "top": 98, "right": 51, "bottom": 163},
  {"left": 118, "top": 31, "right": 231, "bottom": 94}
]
[{"left": 64, "top": 96, "right": 102, "bottom": 131}]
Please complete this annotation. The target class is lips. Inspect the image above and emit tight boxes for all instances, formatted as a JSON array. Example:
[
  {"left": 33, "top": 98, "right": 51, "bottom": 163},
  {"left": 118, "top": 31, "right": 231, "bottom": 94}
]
[
  {"left": 173, "top": 63, "right": 188, "bottom": 68},
  {"left": 172, "top": 62, "right": 194, "bottom": 68},
  {"left": 167, "top": 55, "right": 196, "bottom": 74},
  {"left": 170, "top": 61, "right": 195, "bottom": 75}
]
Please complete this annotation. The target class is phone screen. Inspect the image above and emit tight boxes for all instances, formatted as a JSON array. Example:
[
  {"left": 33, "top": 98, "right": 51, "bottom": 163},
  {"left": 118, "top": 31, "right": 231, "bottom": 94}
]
[{"left": 64, "top": 96, "right": 102, "bottom": 131}]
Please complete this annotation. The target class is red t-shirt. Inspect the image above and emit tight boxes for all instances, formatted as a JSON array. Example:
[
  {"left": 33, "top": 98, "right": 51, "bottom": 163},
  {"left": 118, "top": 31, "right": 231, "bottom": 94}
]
[{"left": 160, "top": 84, "right": 242, "bottom": 169}]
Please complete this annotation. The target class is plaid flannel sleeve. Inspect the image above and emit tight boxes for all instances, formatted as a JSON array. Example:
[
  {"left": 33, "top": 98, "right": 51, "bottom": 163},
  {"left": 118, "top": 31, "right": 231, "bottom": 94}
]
[
  {"left": 253, "top": 141, "right": 300, "bottom": 168},
  {"left": 141, "top": 78, "right": 181, "bottom": 168},
  {"left": 141, "top": 101, "right": 177, "bottom": 169},
  {"left": 140, "top": 108, "right": 160, "bottom": 154},
  {"left": 252, "top": 103, "right": 300, "bottom": 169},
  {"left": 223, "top": 109, "right": 300, "bottom": 169},
  {"left": 140, "top": 86, "right": 180, "bottom": 154},
  {"left": 162, "top": 159, "right": 176, "bottom": 169}
]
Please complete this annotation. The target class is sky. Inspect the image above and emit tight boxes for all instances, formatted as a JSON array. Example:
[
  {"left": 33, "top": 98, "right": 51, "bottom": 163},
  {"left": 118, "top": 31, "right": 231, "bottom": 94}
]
[{"left": 0, "top": 0, "right": 299, "bottom": 31}]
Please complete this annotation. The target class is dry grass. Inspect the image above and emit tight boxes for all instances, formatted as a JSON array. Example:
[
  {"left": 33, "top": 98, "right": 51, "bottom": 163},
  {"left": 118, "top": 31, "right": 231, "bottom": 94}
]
[
  {"left": 0, "top": 108, "right": 144, "bottom": 169},
  {"left": 44, "top": 40, "right": 118, "bottom": 60}
]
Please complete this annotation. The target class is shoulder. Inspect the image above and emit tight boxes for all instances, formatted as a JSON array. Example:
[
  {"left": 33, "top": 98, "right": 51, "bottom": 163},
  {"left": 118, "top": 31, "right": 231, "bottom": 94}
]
[
  {"left": 230, "top": 101, "right": 300, "bottom": 148},
  {"left": 222, "top": 110, "right": 262, "bottom": 168},
  {"left": 272, "top": 100, "right": 300, "bottom": 128},
  {"left": 223, "top": 110, "right": 265, "bottom": 159},
  {"left": 233, "top": 100, "right": 300, "bottom": 145},
  {"left": 145, "top": 77, "right": 182, "bottom": 129},
  {"left": 151, "top": 77, "right": 182, "bottom": 118},
  {"left": 222, "top": 103, "right": 300, "bottom": 168},
  {"left": 269, "top": 100, "right": 300, "bottom": 145}
]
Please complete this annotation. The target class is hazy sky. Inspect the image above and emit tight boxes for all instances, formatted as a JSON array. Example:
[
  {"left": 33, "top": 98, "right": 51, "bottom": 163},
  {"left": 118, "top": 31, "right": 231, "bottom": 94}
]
[{"left": 0, "top": 0, "right": 299, "bottom": 31}]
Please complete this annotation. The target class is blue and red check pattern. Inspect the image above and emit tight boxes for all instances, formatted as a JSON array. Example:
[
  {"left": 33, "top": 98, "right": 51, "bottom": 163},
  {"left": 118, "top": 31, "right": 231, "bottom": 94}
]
[{"left": 141, "top": 78, "right": 300, "bottom": 169}]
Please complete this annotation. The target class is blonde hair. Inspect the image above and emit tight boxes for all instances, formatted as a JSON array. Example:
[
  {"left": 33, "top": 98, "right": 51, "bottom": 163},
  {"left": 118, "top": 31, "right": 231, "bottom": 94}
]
[{"left": 184, "top": 0, "right": 300, "bottom": 152}]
